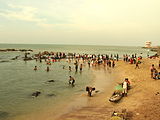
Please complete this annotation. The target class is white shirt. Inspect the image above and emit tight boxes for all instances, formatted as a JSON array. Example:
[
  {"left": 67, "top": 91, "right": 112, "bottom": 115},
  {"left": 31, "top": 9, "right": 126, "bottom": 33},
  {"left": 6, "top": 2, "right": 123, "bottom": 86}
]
[{"left": 123, "top": 81, "right": 127, "bottom": 89}]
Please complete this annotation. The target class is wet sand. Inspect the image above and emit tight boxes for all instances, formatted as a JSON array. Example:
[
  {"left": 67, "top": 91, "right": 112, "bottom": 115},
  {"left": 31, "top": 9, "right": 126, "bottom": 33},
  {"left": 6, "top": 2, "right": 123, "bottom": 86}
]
[{"left": 57, "top": 58, "right": 160, "bottom": 120}]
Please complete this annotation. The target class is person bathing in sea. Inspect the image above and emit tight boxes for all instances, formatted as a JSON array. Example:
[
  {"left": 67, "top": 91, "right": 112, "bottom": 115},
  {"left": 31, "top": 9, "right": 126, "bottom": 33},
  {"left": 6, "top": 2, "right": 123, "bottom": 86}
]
[
  {"left": 69, "top": 66, "right": 72, "bottom": 71},
  {"left": 34, "top": 66, "right": 37, "bottom": 71},
  {"left": 69, "top": 76, "right": 75, "bottom": 86},
  {"left": 46, "top": 66, "right": 50, "bottom": 72},
  {"left": 80, "top": 64, "right": 83, "bottom": 72},
  {"left": 86, "top": 86, "right": 95, "bottom": 97}
]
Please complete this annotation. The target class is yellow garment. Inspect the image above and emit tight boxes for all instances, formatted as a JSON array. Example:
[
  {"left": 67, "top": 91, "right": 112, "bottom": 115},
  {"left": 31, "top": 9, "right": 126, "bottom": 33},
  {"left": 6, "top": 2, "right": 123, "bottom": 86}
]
[{"left": 110, "top": 116, "right": 123, "bottom": 120}]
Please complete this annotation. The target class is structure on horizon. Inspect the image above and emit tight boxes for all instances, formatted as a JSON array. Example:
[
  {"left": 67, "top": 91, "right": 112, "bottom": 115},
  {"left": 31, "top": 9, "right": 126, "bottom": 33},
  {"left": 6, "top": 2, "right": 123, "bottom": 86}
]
[{"left": 145, "top": 41, "right": 152, "bottom": 48}]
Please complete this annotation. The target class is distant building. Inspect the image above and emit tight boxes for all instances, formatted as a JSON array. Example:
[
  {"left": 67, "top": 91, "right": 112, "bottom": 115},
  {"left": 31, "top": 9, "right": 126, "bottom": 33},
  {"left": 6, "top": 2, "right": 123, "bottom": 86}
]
[{"left": 145, "top": 41, "right": 152, "bottom": 48}]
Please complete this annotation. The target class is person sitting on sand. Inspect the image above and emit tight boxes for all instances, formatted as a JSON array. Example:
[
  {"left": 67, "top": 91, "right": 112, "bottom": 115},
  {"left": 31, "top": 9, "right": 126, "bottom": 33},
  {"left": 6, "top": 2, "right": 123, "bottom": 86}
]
[
  {"left": 34, "top": 66, "right": 37, "bottom": 71},
  {"left": 69, "top": 76, "right": 75, "bottom": 86},
  {"left": 86, "top": 86, "right": 95, "bottom": 97}
]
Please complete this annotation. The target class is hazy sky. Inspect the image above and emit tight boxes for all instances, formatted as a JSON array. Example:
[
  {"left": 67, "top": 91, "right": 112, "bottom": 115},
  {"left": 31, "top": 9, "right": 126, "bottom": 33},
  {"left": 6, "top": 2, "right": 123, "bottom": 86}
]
[{"left": 0, "top": 0, "right": 160, "bottom": 46}]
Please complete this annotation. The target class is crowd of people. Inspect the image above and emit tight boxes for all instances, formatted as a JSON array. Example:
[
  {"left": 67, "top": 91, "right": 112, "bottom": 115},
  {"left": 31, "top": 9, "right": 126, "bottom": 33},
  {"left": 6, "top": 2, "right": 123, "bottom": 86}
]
[{"left": 30, "top": 51, "right": 160, "bottom": 98}]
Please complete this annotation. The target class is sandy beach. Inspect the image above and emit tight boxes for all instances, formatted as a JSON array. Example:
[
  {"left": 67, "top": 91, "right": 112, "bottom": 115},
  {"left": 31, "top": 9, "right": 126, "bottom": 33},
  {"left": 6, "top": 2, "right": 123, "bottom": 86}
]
[{"left": 56, "top": 58, "right": 160, "bottom": 120}]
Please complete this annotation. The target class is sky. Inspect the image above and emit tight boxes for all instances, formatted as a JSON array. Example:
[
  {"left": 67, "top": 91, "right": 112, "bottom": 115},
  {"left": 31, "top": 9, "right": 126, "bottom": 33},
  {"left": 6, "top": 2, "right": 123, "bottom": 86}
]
[{"left": 0, "top": 0, "right": 160, "bottom": 46}]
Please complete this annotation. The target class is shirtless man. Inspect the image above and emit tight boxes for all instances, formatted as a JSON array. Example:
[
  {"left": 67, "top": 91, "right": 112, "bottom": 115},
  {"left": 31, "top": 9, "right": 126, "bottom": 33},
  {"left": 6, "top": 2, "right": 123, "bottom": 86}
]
[{"left": 69, "top": 76, "right": 75, "bottom": 86}]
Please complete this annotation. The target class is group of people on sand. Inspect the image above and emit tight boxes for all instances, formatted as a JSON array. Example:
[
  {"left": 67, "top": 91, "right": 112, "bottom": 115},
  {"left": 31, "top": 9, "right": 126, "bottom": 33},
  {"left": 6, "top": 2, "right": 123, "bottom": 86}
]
[
  {"left": 123, "top": 54, "right": 143, "bottom": 69},
  {"left": 150, "top": 63, "right": 160, "bottom": 80}
]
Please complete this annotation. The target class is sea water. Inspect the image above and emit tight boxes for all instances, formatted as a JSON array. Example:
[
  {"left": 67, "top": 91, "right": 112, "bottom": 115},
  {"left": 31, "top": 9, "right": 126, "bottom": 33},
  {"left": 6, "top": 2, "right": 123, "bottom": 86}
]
[{"left": 0, "top": 44, "right": 155, "bottom": 120}]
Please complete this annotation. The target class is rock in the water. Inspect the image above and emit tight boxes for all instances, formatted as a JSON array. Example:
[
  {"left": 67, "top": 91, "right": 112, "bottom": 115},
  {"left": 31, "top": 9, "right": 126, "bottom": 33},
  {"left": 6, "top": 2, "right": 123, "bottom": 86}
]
[{"left": 32, "top": 91, "right": 41, "bottom": 97}]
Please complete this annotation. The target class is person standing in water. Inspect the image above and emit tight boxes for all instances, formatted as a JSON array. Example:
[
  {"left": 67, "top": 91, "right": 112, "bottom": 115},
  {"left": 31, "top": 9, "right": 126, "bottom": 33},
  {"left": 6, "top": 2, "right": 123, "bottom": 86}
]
[
  {"left": 74, "top": 61, "right": 78, "bottom": 72},
  {"left": 69, "top": 66, "right": 72, "bottom": 71},
  {"left": 46, "top": 66, "right": 50, "bottom": 72},
  {"left": 112, "top": 60, "right": 115, "bottom": 68},
  {"left": 80, "top": 64, "right": 83, "bottom": 72},
  {"left": 34, "top": 66, "right": 37, "bottom": 71},
  {"left": 69, "top": 76, "right": 75, "bottom": 86}
]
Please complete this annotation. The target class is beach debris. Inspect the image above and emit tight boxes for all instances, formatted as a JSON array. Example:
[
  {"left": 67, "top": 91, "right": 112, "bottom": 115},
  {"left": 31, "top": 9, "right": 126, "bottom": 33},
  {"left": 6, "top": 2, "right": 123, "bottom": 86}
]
[
  {"left": 32, "top": 91, "right": 41, "bottom": 97},
  {"left": 111, "top": 109, "right": 127, "bottom": 120}
]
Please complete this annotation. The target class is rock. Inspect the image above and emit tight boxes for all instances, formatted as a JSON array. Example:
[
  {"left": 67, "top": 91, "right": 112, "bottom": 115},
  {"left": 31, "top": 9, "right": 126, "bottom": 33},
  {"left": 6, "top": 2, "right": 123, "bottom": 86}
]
[
  {"left": 47, "top": 80, "right": 55, "bottom": 83},
  {"left": 32, "top": 91, "right": 41, "bottom": 97},
  {"left": 46, "top": 94, "right": 56, "bottom": 97}
]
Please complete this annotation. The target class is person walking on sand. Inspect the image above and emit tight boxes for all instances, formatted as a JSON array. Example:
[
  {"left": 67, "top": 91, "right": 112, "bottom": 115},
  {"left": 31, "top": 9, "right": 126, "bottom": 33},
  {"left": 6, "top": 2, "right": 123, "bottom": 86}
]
[
  {"left": 135, "top": 62, "right": 140, "bottom": 69},
  {"left": 159, "top": 60, "right": 160, "bottom": 68}
]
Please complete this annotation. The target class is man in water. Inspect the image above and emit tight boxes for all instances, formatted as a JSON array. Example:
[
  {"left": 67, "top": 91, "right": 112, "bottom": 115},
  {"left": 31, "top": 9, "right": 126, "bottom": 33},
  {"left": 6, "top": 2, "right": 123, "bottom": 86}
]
[
  {"left": 80, "top": 64, "right": 83, "bottom": 71},
  {"left": 47, "top": 66, "right": 50, "bottom": 72},
  {"left": 69, "top": 76, "right": 75, "bottom": 86},
  {"left": 86, "top": 86, "right": 95, "bottom": 97},
  {"left": 75, "top": 63, "right": 78, "bottom": 72},
  {"left": 69, "top": 66, "right": 72, "bottom": 71},
  {"left": 34, "top": 66, "right": 37, "bottom": 71}
]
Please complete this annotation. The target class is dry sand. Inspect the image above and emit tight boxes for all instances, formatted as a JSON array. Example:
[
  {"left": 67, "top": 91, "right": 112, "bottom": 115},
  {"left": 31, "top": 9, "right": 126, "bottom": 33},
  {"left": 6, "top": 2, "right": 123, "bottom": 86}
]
[{"left": 57, "top": 58, "right": 160, "bottom": 120}]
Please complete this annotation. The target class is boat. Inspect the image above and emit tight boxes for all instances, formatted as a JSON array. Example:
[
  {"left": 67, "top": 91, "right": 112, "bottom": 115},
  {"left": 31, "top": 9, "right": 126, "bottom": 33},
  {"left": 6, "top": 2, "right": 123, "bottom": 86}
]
[{"left": 109, "top": 93, "right": 123, "bottom": 102}]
